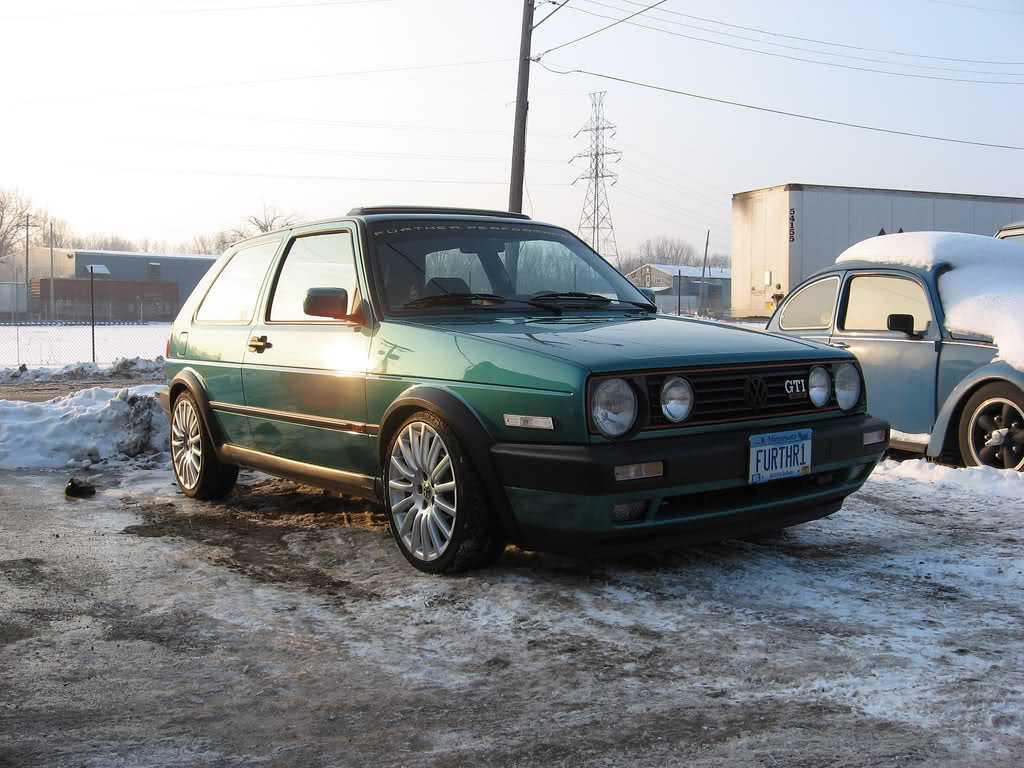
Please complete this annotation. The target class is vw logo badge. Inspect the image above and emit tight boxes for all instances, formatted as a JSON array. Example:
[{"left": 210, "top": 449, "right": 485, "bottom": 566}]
[{"left": 744, "top": 376, "right": 769, "bottom": 409}]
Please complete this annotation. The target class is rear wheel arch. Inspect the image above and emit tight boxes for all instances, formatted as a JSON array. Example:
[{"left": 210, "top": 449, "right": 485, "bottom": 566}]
[
  {"left": 936, "top": 377, "right": 1024, "bottom": 463},
  {"left": 169, "top": 369, "right": 223, "bottom": 445}
]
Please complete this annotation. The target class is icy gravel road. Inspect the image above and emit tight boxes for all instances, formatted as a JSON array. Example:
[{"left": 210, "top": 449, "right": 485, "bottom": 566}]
[{"left": 1, "top": 465, "right": 1022, "bottom": 767}]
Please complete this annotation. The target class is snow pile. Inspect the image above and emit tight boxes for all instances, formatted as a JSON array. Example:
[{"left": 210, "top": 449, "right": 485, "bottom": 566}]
[
  {"left": 869, "top": 457, "right": 1024, "bottom": 500},
  {"left": 0, "top": 385, "right": 169, "bottom": 469},
  {"left": 0, "top": 356, "right": 165, "bottom": 384},
  {"left": 836, "top": 232, "right": 1024, "bottom": 370}
]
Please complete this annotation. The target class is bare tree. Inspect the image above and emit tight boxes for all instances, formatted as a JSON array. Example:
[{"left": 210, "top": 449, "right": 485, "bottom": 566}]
[
  {"left": 29, "top": 213, "right": 75, "bottom": 249},
  {"left": 617, "top": 236, "right": 699, "bottom": 276},
  {"left": 237, "top": 204, "right": 302, "bottom": 238},
  {"left": 71, "top": 232, "right": 139, "bottom": 252},
  {"left": 179, "top": 231, "right": 236, "bottom": 255},
  {"left": 0, "top": 188, "right": 33, "bottom": 266}
]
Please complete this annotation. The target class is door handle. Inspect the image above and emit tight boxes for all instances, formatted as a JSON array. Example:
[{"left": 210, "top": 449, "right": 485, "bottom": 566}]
[
  {"left": 829, "top": 341, "right": 849, "bottom": 349},
  {"left": 248, "top": 335, "right": 272, "bottom": 353}
]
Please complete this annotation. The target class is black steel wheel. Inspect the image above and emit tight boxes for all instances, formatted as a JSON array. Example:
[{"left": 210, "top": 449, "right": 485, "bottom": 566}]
[{"left": 958, "top": 383, "right": 1024, "bottom": 471}]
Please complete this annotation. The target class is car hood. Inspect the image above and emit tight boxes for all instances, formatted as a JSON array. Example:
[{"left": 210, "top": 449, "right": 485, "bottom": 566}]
[{"left": 427, "top": 314, "right": 845, "bottom": 373}]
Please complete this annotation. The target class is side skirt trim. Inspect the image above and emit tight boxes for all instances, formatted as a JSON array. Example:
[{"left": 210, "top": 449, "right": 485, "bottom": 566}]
[
  {"left": 210, "top": 400, "right": 380, "bottom": 435},
  {"left": 218, "top": 443, "right": 380, "bottom": 501}
]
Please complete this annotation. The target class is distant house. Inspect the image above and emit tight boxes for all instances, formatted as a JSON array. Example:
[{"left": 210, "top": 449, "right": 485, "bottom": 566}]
[{"left": 624, "top": 263, "right": 732, "bottom": 315}]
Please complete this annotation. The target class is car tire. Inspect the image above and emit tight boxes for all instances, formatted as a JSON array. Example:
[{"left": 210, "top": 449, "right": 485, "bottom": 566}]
[
  {"left": 170, "top": 391, "right": 239, "bottom": 499},
  {"left": 384, "top": 410, "right": 504, "bottom": 574},
  {"left": 957, "top": 382, "right": 1024, "bottom": 471}
]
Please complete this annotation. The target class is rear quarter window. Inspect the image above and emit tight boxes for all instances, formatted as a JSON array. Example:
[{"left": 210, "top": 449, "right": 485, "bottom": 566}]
[{"left": 196, "top": 240, "right": 280, "bottom": 324}]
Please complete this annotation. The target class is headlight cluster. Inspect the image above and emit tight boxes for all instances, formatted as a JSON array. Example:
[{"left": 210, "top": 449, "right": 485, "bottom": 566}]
[
  {"left": 807, "top": 363, "right": 861, "bottom": 411},
  {"left": 591, "top": 378, "right": 638, "bottom": 438},
  {"left": 591, "top": 375, "right": 696, "bottom": 438}
]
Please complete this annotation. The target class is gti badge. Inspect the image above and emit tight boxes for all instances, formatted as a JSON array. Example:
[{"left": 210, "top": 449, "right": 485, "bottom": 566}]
[{"left": 785, "top": 378, "right": 807, "bottom": 399}]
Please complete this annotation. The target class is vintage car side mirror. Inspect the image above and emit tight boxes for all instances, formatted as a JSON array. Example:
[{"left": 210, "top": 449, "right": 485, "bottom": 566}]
[
  {"left": 886, "top": 313, "right": 916, "bottom": 337},
  {"left": 304, "top": 287, "right": 349, "bottom": 319}
]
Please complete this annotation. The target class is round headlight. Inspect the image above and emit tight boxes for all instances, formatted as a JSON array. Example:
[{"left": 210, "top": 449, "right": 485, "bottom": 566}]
[
  {"left": 660, "top": 376, "right": 694, "bottom": 423},
  {"left": 591, "top": 378, "right": 637, "bottom": 438},
  {"left": 834, "top": 363, "right": 861, "bottom": 410},
  {"left": 808, "top": 366, "right": 830, "bottom": 407}
]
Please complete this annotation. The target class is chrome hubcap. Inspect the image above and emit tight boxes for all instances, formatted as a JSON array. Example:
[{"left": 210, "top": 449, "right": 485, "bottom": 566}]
[
  {"left": 171, "top": 399, "right": 203, "bottom": 489},
  {"left": 388, "top": 422, "right": 457, "bottom": 562},
  {"left": 969, "top": 398, "right": 1024, "bottom": 471}
]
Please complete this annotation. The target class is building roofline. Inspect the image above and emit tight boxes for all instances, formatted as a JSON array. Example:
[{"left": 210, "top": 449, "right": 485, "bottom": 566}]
[
  {"left": 732, "top": 183, "right": 1024, "bottom": 204},
  {"left": 74, "top": 249, "right": 217, "bottom": 260}
]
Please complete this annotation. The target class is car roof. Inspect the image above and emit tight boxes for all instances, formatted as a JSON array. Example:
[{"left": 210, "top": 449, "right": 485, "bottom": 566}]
[
  {"left": 805, "top": 259, "right": 933, "bottom": 278},
  {"left": 229, "top": 207, "right": 561, "bottom": 248},
  {"left": 998, "top": 220, "right": 1024, "bottom": 232}
]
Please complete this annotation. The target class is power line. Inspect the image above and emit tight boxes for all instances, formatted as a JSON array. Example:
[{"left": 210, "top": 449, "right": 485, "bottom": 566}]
[
  {"left": 577, "top": 0, "right": 1024, "bottom": 75},
  {"left": 532, "top": 0, "right": 572, "bottom": 29},
  {"left": 560, "top": 5, "right": 1024, "bottom": 84},
  {"left": 538, "top": 0, "right": 666, "bottom": 58},
  {"left": 67, "top": 165, "right": 573, "bottom": 186},
  {"left": 0, "top": 0, "right": 391, "bottom": 20},
  {"left": 123, "top": 104, "right": 571, "bottom": 138},
  {"left": 15, "top": 58, "right": 515, "bottom": 106},
  {"left": 613, "top": 0, "right": 1024, "bottom": 65},
  {"left": 539, "top": 62, "right": 1024, "bottom": 151},
  {"left": 927, "top": 0, "right": 1024, "bottom": 14}
]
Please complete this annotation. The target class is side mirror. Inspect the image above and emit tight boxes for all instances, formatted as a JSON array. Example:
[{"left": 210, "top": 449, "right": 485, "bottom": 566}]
[
  {"left": 886, "top": 313, "right": 916, "bottom": 337},
  {"left": 639, "top": 287, "right": 656, "bottom": 303},
  {"left": 304, "top": 287, "right": 349, "bottom": 320}
]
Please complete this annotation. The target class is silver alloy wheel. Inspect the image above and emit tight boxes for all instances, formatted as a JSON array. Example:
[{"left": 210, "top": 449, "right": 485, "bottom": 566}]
[
  {"left": 967, "top": 397, "right": 1024, "bottom": 471},
  {"left": 388, "top": 422, "right": 457, "bottom": 562},
  {"left": 171, "top": 398, "right": 203, "bottom": 490}
]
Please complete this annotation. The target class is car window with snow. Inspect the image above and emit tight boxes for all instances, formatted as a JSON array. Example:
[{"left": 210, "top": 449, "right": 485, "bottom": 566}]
[
  {"left": 269, "top": 232, "right": 358, "bottom": 322},
  {"left": 841, "top": 275, "right": 931, "bottom": 333},
  {"left": 196, "top": 241, "right": 280, "bottom": 324},
  {"left": 780, "top": 276, "right": 838, "bottom": 330}
]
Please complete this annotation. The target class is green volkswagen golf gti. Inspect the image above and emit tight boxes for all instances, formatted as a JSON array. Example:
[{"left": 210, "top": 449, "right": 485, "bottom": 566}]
[{"left": 160, "top": 206, "right": 889, "bottom": 573}]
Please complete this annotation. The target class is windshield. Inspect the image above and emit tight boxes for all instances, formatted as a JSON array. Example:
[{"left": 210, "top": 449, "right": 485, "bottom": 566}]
[{"left": 368, "top": 220, "right": 652, "bottom": 314}]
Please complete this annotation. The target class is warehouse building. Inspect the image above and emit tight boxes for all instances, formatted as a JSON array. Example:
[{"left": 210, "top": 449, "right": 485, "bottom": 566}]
[{"left": 625, "top": 263, "right": 731, "bottom": 315}]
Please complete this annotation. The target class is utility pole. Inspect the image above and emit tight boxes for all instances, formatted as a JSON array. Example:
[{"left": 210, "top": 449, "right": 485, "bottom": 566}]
[
  {"left": 572, "top": 92, "right": 620, "bottom": 264},
  {"left": 508, "top": 0, "right": 535, "bottom": 214},
  {"left": 49, "top": 220, "right": 55, "bottom": 321},
  {"left": 24, "top": 214, "right": 29, "bottom": 320},
  {"left": 698, "top": 229, "right": 710, "bottom": 315}
]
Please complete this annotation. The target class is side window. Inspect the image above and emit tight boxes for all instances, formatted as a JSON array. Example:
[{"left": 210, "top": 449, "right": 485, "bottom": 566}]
[
  {"left": 196, "top": 241, "right": 279, "bottom": 324},
  {"left": 269, "top": 232, "right": 359, "bottom": 322},
  {"left": 841, "top": 275, "right": 932, "bottom": 333},
  {"left": 780, "top": 276, "right": 839, "bottom": 330}
]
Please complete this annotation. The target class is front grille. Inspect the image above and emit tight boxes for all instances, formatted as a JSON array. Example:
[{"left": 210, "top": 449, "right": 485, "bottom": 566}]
[{"left": 643, "top": 361, "right": 842, "bottom": 429}]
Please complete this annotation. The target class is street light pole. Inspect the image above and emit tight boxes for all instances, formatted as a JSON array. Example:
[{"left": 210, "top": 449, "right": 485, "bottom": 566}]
[{"left": 508, "top": 0, "right": 535, "bottom": 214}]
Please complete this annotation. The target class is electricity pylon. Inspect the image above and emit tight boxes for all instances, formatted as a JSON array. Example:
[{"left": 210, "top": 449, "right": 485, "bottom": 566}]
[{"left": 572, "top": 91, "right": 620, "bottom": 264}]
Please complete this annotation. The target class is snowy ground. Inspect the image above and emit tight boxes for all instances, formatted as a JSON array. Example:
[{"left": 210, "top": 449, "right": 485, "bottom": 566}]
[
  {"left": 0, "top": 384, "right": 1022, "bottom": 765},
  {"left": 0, "top": 322, "right": 169, "bottom": 366}
]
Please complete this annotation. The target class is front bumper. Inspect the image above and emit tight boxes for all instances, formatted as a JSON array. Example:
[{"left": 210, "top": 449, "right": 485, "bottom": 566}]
[{"left": 491, "top": 413, "right": 889, "bottom": 555}]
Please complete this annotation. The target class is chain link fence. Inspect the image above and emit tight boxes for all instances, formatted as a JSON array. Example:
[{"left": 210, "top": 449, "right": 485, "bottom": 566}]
[{"left": 0, "top": 322, "right": 169, "bottom": 368}]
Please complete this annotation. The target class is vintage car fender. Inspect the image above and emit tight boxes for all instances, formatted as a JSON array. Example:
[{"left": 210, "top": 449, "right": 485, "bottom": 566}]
[{"left": 928, "top": 360, "right": 1024, "bottom": 457}]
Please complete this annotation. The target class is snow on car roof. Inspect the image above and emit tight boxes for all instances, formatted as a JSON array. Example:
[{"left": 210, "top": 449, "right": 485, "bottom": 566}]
[
  {"left": 837, "top": 232, "right": 1024, "bottom": 371},
  {"left": 836, "top": 231, "right": 1023, "bottom": 270}
]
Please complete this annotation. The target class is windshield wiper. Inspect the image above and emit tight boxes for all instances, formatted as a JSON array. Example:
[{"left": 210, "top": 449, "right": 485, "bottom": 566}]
[
  {"left": 530, "top": 291, "right": 655, "bottom": 312},
  {"left": 402, "top": 293, "right": 562, "bottom": 314}
]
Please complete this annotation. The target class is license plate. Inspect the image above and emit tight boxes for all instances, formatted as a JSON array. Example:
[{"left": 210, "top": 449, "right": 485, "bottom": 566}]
[{"left": 749, "top": 429, "right": 812, "bottom": 484}]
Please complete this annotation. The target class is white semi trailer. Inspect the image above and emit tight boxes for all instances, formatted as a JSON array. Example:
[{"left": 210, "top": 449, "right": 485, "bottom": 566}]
[{"left": 730, "top": 183, "right": 1024, "bottom": 317}]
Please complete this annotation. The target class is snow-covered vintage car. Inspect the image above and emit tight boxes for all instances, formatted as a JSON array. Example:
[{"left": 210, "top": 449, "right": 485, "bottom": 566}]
[{"left": 769, "top": 232, "right": 1024, "bottom": 470}]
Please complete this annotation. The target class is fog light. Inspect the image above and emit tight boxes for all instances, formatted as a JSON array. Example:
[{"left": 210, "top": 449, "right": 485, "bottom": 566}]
[
  {"left": 614, "top": 461, "right": 664, "bottom": 481},
  {"left": 613, "top": 501, "right": 648, "bottom": 522},
  {"left": 863, "top": 429, "right": 887, "bottom": 445}
]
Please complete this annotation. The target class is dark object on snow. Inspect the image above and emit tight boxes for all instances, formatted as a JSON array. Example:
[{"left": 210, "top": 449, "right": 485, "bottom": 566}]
[
  {"left": 18, "top": 363, "right": 27, "bottom": 372},
  {"left": 65, "top": 478, "right": 96, "bottom": 498}
]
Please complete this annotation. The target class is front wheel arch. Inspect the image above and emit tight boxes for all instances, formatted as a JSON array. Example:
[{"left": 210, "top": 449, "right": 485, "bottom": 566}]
[{"left": 377, "top": 388, "right": 519, "bottom": 543}]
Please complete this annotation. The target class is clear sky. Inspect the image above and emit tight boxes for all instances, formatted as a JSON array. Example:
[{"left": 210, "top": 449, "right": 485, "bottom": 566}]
[{"left": 2, "top": 0, "right": 1022, "bottom": 258}]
